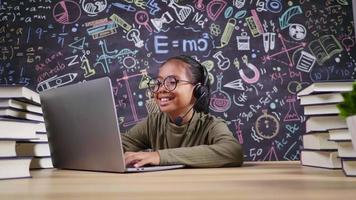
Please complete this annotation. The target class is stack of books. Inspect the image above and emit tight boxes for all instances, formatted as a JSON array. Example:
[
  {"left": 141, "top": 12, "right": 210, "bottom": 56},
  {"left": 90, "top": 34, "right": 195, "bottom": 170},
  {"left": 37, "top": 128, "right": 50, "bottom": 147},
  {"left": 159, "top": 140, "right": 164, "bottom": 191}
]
[
  {"left": 0, "top": 86, "right": 52, "bottom": 180},
  {"left": 297, "top": 82, "right": 353, "bottom": 170}
]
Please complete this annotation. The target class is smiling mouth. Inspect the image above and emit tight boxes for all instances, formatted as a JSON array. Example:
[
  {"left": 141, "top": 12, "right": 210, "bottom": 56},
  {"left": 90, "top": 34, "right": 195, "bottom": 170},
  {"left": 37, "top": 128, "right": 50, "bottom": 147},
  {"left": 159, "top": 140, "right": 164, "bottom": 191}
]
[{"left": 157, "top": 96, "right": 174, "bottom": 105}]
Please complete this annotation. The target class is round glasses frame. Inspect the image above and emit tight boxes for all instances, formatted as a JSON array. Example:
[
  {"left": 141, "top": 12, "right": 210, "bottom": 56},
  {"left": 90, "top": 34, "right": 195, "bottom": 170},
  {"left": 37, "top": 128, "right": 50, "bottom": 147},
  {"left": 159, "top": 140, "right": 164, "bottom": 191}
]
[{"left": 147, "top": 75, "right": 194, "bottom": 93}]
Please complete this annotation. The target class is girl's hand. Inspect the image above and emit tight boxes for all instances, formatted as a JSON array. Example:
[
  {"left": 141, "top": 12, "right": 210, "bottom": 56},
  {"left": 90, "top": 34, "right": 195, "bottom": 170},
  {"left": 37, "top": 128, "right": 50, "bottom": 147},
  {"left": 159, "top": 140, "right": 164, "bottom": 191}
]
[{"left": 124, "top": 151, "right": 160, "bottom": 168}]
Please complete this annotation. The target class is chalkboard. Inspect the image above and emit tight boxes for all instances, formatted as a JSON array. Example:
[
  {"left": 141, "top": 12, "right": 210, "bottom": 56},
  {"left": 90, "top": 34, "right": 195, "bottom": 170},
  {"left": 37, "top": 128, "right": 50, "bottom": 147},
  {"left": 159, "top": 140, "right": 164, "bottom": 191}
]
[{"left": 1, "top": 0, "right": 355, "bottom": 161}]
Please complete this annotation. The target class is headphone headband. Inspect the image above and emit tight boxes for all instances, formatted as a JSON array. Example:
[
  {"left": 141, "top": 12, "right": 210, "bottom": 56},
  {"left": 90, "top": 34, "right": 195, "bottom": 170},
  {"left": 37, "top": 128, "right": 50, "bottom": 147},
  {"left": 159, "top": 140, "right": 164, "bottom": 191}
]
[{"left": 173, "top": 55, "right": 209, "bottom": 86}]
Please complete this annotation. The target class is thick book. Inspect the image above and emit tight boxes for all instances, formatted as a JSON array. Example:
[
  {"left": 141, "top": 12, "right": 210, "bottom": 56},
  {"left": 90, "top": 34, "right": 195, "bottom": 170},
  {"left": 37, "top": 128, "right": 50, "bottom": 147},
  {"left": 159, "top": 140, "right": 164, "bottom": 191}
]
[
  {"left": 302, "top": 132, "right": 337, "bottom": 150},
  {"left": 30, "top": 157, "right": 53, "bottom": 169},
  {"left": 301, "top": 149, "right": 341, "bottom": 169},
  {"left": 335, "top": 141, "right": 356, "bottom": 158},
  {"left": 303, "top": 103, "right": 339, "bottom": 115},
  {"left": 0, "top": 99, "right": 42, "bottom": 114},
  {"left": 297, "top": 82, "right": 354, "bottom": 96},
  {"left": 0, "top": 108, "right": 44, "bottom": 122},
  {"left": 29, "top": 132, "right": 48, "bottom": 142},
  {"left": 0, "top": 139, "right": 17, "bottom": 157},
  {"left": 0, "top": 86, "right": 40, "bottom": 105},
  {"left": 0, "top": 157, "right": 32, "bottom": 180},
  {"left": 299, "top": 93, "right": 344, "bottom": 105},
  {"left": 328, "top": 128, "right": 351, "bottom": 141},
  {"left": 342, "top": 158, "right": 356, "bottom": 177},
  {"left": 0, "top": 118, "right": 39, "bottom": 139},
  {"left": 16, "top": 142, "right": 51, "bottom": 157},
  {"left": 306, "top": 115, "right": 347, "bottom": 133}
]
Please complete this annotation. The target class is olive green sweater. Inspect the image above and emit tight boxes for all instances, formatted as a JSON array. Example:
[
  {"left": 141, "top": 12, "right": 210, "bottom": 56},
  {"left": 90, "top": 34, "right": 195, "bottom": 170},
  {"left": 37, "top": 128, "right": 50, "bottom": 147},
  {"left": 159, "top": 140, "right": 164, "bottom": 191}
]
[{"left": 122, "top": 112, "right": 244, "bottom": 168}]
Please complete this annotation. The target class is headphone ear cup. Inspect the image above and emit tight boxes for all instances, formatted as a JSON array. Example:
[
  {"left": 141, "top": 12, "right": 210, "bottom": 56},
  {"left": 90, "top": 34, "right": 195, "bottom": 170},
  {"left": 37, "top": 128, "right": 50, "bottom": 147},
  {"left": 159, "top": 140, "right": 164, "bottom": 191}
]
[{"left": 193, "top": 84, "right": 208, "bottom": 99}]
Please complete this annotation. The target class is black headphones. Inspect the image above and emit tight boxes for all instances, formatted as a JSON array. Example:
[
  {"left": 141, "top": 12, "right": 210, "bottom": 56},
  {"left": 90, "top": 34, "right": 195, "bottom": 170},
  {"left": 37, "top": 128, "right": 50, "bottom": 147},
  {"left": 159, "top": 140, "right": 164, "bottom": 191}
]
[{"left": 173, "top": 55, "right": 209, "bottom": 99}]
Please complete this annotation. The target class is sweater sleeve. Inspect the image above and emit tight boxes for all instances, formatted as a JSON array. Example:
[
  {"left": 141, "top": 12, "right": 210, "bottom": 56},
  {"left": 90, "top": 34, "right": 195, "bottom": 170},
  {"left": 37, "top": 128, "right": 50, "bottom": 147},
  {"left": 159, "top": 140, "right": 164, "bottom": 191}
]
[
  {"left": 157, "top": 121, "right": 244, "bottom": 168},
  {"left": 121, "top": 118, "right": 150, "bottom": 152}
]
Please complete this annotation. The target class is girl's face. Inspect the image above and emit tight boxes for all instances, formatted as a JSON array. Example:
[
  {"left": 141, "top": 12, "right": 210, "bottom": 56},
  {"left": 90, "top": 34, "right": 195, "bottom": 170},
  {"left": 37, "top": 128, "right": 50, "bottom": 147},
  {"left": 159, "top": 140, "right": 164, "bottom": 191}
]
[{"left": 154, "top": 59, "right": 195, "bottom": 118}]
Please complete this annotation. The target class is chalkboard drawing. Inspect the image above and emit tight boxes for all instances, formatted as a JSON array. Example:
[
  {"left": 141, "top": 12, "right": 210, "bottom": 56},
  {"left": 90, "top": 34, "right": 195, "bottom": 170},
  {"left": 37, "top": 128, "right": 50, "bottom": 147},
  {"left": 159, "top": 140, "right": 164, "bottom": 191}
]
[
  {"left": 95, "top": 40, "right": 118, "bottom": 74},
  {"left": 147, "top": 0, "right": 161, "bottom": 15},
  {"left": 81, "top": 0, "right": 107, "bottom": 17},
  {"left": 126, "top": 29, "right": 144, "bottom": 48},
  {"left": 116, "top": 70, "right": 146, "bottom": 127},
  {"left": 151, "top": 11, "right": 174, "bottom": 32},
  {"left": 289, "top": 24, "right": 306, "bottom": 41},
  {"left": 218, "top": 18, "right": 236, "bottom": 48},
  {"left": 213, "top": 51, "right": 230, "bottom": 70},
  {"left": 283, "top": 96, "right": 300, "bottom": 122},
  {"left": 236, "top": 32, "right": 250, "bottom": 50},
  {"left": 110, "top": 14, "right": 132, "bottom": 31},
  {"left": 224, "top": 79, "right": 244, "bottom": 91},
  {"left": 135, "top": 11, "right": 153, "bottom": 33},
  {"left": 279, "top": 6, "right": 302, "bottom": 30},
  {"left": 164, "top": 0, "right": 192, "bottom": 23},
  {"left": 296, "top": 51, "right": 316, "bottom": 72},
  {"left": 112, "top": 2, "right": 136, "bottom": 12},
  {"left": 239, "top": 55, "right": 260, "bottom": 84},
  {"left": 245, "top": 10, "right": 263, "bottom": 37},
  {"left": 80, "top": 54, "right": 95, "bottom": 78},
  {"left": 263, "top": 32, "right": 276, "bottom": 53},
  {"left": 262, "top": 33, "right": 306, "bottom": 67},
  {"left": 263, "top": 143, "right": 279, "bottom": 161},
  {"left": 206, "top": 0, "right": 227, "bottom": 21},
  {"left": 209, "top": 23, "right": 221, "bottom": 36},
  {"left": 139, "top": 72, "right": 150, "bottom": 90},
  {"left": 232, "top": 119, "right": 244, "bottom": 144},
  {"left": 87, "top": 21, "right": 117, "bottom": 40},
  {"left": 210, "top": 73, "right": 231, "bottom": 113},
  {"left": 68, "top": 37, "right": 87, "bottom": 53},
  {"left": 233, "top": 0, "right": 246, "bottom": 9},
  {"left": 308, "top": 35, "right": 343, "bottom": 65},
  {"left": 255, "top": 109, "right": 280, "bottom": 139},
  {"left": 36, "top": 73, "right": 78, "bottom": 92},
  {"left": 201, "top": 60, "right": 215, "bottom": 84},
  {"left": 53, "top": 0, "right": 81, "bottom": 25},
  {"left": 194, "top": 0, "right": 205, "bottom": 11},
  {"left": 145, "top": 90, "right": 160, "bottom": 114}
]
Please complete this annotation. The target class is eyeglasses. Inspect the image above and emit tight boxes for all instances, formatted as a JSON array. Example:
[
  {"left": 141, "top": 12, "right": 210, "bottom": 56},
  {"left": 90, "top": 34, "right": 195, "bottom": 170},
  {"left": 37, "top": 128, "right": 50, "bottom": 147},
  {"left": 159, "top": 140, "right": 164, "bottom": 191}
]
[{"left": 148, "top": 75, "right": 194, "bottom": 93}]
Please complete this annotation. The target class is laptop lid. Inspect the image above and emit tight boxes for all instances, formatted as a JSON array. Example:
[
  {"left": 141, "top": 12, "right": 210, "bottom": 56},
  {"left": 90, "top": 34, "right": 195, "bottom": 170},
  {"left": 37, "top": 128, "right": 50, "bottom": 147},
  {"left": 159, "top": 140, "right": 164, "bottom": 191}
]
[{"left": 40, "top": 77, "right": 127, "bottom": 172}]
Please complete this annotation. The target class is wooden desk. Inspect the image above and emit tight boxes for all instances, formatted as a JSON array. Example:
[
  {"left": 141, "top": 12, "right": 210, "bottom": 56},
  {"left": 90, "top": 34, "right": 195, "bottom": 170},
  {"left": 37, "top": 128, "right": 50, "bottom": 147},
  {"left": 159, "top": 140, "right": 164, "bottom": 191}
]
[{"left": 0, "top": 161, "right": 356, "bottom": 200}]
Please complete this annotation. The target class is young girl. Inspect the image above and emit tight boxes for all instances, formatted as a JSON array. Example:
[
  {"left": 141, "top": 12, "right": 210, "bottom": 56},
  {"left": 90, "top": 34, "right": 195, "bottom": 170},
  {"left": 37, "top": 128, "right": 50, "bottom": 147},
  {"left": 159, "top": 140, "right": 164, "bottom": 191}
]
[{"left": 122, "top": 55, "right": 243, "bottom": 168}]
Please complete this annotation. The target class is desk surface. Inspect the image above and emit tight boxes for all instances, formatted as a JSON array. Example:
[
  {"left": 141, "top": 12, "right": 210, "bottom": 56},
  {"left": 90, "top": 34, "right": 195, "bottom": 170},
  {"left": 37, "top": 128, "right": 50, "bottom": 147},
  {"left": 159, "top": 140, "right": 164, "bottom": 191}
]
[{"left": 1, "top": 161, "right": 356, "bottom": 200}]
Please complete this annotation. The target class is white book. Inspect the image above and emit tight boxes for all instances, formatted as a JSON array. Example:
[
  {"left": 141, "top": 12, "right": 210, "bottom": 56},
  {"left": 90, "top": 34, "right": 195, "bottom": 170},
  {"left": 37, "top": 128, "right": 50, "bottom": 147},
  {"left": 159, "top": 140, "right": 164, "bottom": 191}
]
[
  {"left": 342, "top": 158, "right": 356, "bottom": 177},
  {"left": 299, "top": 93, "right": 344, "bottom": 105},
  {"left": 336, "top": 141, "right": 356, "bottom": 158},
  {"left": 306, "top": 115, "right": 347, "bottom": 133},
  {"left": 0, "top": 118, "right": 38, "bottom": 139},
  {"left": 328, "top": 129, "right": 351, "bottom": 141},
  {"left": 16, "top": 142, "right": 51, "bottom": 157},
  {"left": 0, "top": 157, "right": 32, "bottom": 180},
  {"left": 0, "top": 140, "right": 16, "bottom": 157},
  {"left": 303, "top": 132, "right": 337, "bottom": 150},
  {"left": 301, "top": 150, "right": 341, "bottom": 169},
  {"left": 0, "top": 99, "right": 42, "bottom": 114},
  {"left": 0, "top": 86, "right": 40, "bottom": 105},
  {"left": 29, "top": 132, "right": 48, "bottom": 142},
  {"left": 304, "top": 104, "right": 339, "bottom": 115},
  {"left": 0, "top": 108, "right": 44, "bottom": 122},
  {"left": 297, "top": 82, "right": 354, "bottom": 96},
  {"left": 30, "top": 157, "right": 53, "bottom": 169}
]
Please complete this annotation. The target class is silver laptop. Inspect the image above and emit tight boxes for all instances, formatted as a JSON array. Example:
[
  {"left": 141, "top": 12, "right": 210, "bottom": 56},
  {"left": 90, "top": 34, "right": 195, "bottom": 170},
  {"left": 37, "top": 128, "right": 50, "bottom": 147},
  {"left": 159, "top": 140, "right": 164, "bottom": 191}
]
[{"left": 39, "top": 77, "right": 184, "bottom": 173}]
